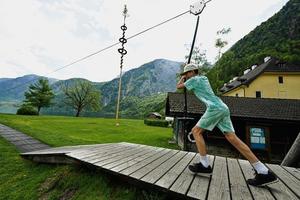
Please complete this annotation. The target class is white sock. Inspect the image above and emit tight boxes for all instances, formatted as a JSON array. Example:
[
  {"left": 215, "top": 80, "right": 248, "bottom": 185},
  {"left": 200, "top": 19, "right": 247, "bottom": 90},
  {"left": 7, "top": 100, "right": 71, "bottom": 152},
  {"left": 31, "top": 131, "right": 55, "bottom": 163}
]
[
  {"left": 252, "top": 161, "right": 268, "bottom": 174},
  {"left": 200, "top": 155, "right": 209, "bottom": 168}
]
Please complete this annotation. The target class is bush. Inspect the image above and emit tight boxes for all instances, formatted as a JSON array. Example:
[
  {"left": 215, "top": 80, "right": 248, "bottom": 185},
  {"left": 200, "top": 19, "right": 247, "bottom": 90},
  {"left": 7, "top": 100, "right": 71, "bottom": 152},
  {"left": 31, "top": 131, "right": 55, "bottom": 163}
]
[
  {"left": 16, "top": 105, "right": 38, "bottom": 115},
  {"left": 144, "top": 119, "right": 169, "bottom": 127}
]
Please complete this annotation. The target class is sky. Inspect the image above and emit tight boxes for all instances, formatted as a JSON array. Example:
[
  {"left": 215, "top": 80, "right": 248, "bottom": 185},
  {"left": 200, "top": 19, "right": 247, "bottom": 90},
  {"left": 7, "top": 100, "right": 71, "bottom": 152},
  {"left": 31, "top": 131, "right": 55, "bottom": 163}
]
[{"left": 0, "top": 0, "right": 289, "bottom": 82}]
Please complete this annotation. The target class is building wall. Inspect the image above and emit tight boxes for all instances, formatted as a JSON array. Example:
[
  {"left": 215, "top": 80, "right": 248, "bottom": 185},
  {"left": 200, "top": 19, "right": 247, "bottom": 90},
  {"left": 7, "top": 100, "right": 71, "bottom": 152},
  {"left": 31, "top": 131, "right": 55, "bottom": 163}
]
[{"left": 224, "top": 72, "right": 300, "bottom": 99}]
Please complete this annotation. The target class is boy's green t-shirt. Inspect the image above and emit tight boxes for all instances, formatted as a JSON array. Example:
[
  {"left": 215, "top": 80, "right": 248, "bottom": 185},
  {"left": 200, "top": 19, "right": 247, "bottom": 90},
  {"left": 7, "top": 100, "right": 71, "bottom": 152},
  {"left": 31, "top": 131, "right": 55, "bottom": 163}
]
[{"left": 184, "top": 75, "right": 228, "bottom": 110}]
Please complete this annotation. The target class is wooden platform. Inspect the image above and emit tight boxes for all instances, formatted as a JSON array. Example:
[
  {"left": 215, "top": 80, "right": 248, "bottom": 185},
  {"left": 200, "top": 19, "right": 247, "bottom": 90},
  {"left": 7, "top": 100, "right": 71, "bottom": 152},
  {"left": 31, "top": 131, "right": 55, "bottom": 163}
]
[{"left": 21, "top": 142, "right": 300, "bottom": 200}]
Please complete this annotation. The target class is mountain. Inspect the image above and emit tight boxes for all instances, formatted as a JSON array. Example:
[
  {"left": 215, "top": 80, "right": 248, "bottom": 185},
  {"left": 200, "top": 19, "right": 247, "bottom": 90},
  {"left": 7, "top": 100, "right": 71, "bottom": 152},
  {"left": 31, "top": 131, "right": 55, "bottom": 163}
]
[
  {"left": 207, "top": 0, "right": 300, "bottom": 92},
  {"left": 101, "top": 59, "right": 182, "bottom": 106},
  {"left": 0, "top": 74, "right": 59, "bottom": 101},
  {"left": 0, "top": 59, "right": 182, "bottom": 117}
]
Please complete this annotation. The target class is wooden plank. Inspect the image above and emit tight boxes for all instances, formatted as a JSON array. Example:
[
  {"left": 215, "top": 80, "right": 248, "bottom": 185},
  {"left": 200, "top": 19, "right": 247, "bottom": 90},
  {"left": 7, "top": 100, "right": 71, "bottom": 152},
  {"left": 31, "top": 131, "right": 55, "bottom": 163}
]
[
  {"left": 110, "top": 148, "right": 164, "bottom": 172},
  {"left": 101, "top": 146, "right": 156, "bottom": 169},
  {"left": 156, "top": 152, "right": 195, "bottom": 189},
  {"left": 67, "top": 143, "right": 121, "bottom": 158},
  {"left": 69, "top": 144, "right": 126, "bottom": 160},
  {"left": 282, "top": 166, "right": 300, "bottom": 180},
  {"left": 227, "top": 158, "right": 252, "bottom": 200},
  {"left": 207, "top": 156, "right": 230, "bottom": 200},
  {"left": 238, "top": 159, "right": 274, "bottom": 200},
  {"left": 93, "top": 145, "right": 147, "bottom": 166},
  {"left": 170, "top": 154, "right": 199, "bottom": 195},
  {"left": 46, "top": 144, "right": 109, "bottom": 153},
  {"left": 130, "top": 150, "right": 179, "bottom": 180},
  {"left": 82, "top": 145, "right": 142, "bottom": 163},
  {"left": 266, "top": 176, "right": 299, "bottom": 200},
  {"left": 267, "top": 164, "right": 300, "bottom": 198},
  {"left": 21, "top": 144, "right": 115, "bottom": 156},
  {"left": 187, "top": 155, "right": 214, "bottom": 200},
  {"left": 22, "top": 145, "right": 94, "bottom": 155},
  {"left": 120, "top": 148, "right": 171, "bottom": 176},
  {"left": 141, "top": 151, "right": 187, "bottom": 184}
]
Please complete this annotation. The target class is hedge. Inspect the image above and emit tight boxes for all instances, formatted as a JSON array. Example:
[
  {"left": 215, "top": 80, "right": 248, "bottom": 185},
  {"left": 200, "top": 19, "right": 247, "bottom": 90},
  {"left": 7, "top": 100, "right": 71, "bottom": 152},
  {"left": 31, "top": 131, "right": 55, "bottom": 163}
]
[
  {"left": 16, "top": 105, "right": 38, "bottom": 115},
  {"left": 144, "top": 119, "right": 169, "bottom": 127}
]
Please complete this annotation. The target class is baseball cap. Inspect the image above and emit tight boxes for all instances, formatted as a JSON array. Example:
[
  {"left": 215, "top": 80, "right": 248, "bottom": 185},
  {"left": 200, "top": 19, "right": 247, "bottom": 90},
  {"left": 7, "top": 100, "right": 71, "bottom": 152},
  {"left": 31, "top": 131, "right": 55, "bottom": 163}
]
[{"left": 180, "top": 63, "right": 199, "bottom": 75}]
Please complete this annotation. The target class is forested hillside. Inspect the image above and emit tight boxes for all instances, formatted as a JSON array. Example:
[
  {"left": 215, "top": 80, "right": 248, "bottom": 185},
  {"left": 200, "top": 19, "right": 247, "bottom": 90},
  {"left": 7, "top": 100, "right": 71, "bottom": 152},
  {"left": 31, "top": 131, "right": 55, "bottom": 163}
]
[{"left": 207, "top": 0, "right": 300, "bottom": 92}]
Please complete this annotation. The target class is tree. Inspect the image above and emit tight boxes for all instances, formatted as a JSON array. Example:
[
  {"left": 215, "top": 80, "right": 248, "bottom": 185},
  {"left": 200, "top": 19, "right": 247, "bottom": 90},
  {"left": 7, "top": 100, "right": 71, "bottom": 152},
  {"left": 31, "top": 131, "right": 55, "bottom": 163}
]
[
  {"left": 215, "top": 27, "right": 231, "bottom": 60},
  {"left": 185, "top": 46, "right": 207, "bottom": 65},
  {"left": 184, "top": 45, "right": 212, "bottom": 75},
  {"left": 62, "top": 80, "right": 101, "bottom": 117},
  {"left": 24, "top": 78, "right": 54, "bottom": 115}
]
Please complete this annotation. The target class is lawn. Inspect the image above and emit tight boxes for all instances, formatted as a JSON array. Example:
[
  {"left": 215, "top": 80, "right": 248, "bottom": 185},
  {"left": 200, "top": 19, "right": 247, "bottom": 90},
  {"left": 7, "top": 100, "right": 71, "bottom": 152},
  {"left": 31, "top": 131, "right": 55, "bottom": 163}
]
[
  {"left": 0, "top": 114, "right": 177, "bottom": 148},
  {"left": 0, "top": 113, "right": 176, "bottom": 200}
]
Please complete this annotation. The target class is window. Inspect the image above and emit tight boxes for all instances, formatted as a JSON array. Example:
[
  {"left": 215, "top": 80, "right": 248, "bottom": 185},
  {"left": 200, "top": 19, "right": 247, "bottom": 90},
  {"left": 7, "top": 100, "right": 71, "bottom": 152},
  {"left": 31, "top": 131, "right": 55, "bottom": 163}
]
[
  {"left": 235, "top": 93, "right": 239, "bottom": 97},
  {"left": 256, "top": 91, "right": 261, "bottom": 98},
  {"left": 278, "top": 76, "right": 283, "bottom": 84}
]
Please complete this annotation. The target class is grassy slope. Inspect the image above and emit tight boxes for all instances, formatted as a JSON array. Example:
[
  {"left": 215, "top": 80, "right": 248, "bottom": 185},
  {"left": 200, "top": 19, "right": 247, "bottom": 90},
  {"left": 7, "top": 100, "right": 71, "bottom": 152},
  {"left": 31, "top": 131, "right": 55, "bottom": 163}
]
[
  {"left": 0, "top": 114, "right": 177, "bottom": 148},
  {"left": 0, "top": 114, "right": 174, "bottom": 200}
]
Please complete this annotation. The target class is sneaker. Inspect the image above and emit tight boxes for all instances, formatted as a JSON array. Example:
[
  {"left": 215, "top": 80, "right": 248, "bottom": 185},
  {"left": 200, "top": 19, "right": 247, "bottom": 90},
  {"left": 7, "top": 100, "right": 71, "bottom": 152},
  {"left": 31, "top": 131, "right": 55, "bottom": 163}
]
[
  {"left": 247, "top": 170, "right": 278, "bottom": 187},
  {"left": 188, "top": 162, "right": 212, "bottom": 175}
]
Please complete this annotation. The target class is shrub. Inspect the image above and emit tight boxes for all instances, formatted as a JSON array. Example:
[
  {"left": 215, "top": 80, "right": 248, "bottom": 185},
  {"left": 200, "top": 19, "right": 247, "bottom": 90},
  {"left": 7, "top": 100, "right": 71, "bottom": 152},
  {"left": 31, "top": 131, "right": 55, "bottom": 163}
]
[
  {"left": 144, "top": 119, "right": 169, "bottom": 127},
  {"left": 16, "top": 105, "right": 38, "bottom": 115}
]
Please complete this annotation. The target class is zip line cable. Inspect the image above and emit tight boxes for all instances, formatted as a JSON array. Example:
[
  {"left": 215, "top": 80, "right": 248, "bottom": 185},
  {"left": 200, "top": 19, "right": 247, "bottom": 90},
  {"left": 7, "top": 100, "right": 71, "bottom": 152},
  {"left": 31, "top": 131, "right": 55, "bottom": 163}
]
[
  {"left": 3, "top": 0, "right": 214, "bottom": 94},
  {"left": 3, "top": 9, "right": 190, "bottom": 94}
]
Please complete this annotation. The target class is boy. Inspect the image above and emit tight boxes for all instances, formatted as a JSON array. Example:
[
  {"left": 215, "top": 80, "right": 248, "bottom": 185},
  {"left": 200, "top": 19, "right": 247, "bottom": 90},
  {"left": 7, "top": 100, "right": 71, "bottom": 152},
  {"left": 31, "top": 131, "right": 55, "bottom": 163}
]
[{"left": 176, "top": 63, "right": 278, "bottom": 186}]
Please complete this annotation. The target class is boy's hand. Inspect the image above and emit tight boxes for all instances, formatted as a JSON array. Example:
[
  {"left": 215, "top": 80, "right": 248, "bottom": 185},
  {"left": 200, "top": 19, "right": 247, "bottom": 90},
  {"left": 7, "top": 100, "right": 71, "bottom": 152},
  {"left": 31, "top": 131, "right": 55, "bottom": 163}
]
[
  {"left": 177, "top": 75, "right": 186, "bottom": 89},
  {"left": 180, "top": 75, "right": 186, "bottom": 82}
]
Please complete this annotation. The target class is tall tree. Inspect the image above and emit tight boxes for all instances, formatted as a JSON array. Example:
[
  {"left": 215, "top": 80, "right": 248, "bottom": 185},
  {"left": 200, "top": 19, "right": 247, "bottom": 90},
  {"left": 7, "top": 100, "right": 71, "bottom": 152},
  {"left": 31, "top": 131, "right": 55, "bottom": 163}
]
[
  {"left": 62, "top": 80, "right": 101, "bottom": 117},
  {"left": 185, "top": 46, "right": 209, "bottom": 67},
  {"left": 24, "top": 78, "right": 54, "bottom": 115},
  {"left": 215, "top": 27, "right": 231, "bottom": 60},
  {"left": 184, "top": 45, "right": 211, "bottom": 74}
]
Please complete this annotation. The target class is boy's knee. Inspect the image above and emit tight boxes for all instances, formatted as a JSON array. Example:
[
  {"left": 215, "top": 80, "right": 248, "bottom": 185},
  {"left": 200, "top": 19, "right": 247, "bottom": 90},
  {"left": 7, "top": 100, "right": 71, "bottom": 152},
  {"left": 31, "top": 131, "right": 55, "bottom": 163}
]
[
  {"left": 192, "top": 126, "right": 204, "bottom": 136},
  {"left": 225, "top": 133, "right": 238, "bottom": 144}
]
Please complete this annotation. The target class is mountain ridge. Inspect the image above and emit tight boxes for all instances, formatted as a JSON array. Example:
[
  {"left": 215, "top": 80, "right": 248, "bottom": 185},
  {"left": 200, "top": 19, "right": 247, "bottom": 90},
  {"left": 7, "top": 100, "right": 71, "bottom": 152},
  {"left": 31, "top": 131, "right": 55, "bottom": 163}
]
[{"left": 0, "top": 58, "right": 182, "bottom": 115}]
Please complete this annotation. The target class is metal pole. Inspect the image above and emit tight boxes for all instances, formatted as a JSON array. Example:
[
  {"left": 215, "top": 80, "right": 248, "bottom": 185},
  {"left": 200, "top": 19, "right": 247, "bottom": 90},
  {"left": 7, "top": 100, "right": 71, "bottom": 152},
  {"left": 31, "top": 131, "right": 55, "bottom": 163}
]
[
  {"left": 183, "top": 16, "right": 200, "bottom": 150},
  {"left": 184, "top": 16, "right": 200, "bottom": 117}
]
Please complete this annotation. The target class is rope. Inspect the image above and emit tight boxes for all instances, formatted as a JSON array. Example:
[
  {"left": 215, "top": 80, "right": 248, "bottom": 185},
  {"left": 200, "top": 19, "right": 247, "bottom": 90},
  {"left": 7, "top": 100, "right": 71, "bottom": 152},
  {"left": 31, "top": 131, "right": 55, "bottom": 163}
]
[{"left": 115, "top": 6, "right": 129, "bottom": 126}]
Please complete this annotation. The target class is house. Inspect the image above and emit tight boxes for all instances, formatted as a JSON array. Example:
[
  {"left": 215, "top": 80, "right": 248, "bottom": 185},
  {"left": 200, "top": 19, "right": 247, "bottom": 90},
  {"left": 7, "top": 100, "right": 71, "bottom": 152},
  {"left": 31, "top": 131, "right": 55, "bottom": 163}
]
[
  {"left": 165, "top": 92, "right": 300, "bottom": 161},
  {"left": 220, "top": 57, "right": 300, "bottom": 99}
]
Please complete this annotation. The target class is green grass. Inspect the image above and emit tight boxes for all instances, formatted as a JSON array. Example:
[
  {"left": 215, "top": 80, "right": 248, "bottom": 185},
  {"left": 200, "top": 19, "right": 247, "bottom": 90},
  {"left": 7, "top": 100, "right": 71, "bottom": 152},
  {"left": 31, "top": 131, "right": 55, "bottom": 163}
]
[
  {"left": 0, "top": 113, "right": 175, "bottom": 200},
  {"left": 0, "top": 114, "right": 177, "bottom": 148}
]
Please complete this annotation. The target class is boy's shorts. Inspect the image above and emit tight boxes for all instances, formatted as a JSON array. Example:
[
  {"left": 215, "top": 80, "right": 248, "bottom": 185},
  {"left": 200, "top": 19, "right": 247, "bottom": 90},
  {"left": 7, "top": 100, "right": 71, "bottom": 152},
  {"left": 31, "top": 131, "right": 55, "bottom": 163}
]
[{"left": 196, "top": 108, "right": 235, "bottom": 134}]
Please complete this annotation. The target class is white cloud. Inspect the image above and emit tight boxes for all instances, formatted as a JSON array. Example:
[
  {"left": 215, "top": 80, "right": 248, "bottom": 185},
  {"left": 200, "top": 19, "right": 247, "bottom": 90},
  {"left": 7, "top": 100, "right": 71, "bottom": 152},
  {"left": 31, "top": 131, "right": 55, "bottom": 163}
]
[{"left": 0, "top": 0, "right": 289, "bottom": 82}]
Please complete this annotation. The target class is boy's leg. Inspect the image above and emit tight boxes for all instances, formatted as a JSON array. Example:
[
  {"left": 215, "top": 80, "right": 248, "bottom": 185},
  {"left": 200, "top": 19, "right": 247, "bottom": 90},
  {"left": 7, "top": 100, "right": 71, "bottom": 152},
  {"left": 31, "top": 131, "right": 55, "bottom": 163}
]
[
  {"left": 224, "top": 132, "right": 259, "bottom": 163},
  {"left": 225, "top": 133, "right": 268, "bottom": 172},
  {"left": 191, "top": 126, "right": 207, "bottom": 156},
  {"left": 189, "top": 126, "right": 212, "bottom": 173},
  {"left": 224, "top": 132, "right": 278, "bottom": 186},
  {"left": 218, "top": 115, "right": 278, "bottom": 186}
]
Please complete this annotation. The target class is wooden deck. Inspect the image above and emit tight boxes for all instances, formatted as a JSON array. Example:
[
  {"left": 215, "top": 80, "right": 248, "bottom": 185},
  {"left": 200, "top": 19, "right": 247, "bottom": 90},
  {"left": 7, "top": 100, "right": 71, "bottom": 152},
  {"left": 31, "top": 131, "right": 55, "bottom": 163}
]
[{"left": 21, "top": 142, "right": 300, "bottom": 200}]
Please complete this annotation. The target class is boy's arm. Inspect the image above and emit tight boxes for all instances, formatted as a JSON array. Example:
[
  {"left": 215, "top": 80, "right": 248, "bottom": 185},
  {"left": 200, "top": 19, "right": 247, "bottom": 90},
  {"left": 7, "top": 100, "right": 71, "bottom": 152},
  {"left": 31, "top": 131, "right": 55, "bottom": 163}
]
[{"left": 176, "top": 75, "right": 186, "bottom": 89}]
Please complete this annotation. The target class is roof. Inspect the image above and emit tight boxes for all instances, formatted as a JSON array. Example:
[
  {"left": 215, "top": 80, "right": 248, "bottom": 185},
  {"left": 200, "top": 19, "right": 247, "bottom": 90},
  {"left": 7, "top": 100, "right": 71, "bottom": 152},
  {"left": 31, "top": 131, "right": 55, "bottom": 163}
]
[
  {"left": 220, "top": 58, "right": 300, "bottom": 94},
  {"left": 165, "top": 92, "right": 300, "bottom": 123}
]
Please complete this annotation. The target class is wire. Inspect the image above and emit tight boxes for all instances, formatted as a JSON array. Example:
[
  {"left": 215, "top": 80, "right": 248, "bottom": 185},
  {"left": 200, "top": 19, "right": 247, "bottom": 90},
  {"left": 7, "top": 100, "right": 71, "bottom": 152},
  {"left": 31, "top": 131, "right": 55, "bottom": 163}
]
[
  {"left": 127, "top": 10, "right": 189, "bottom": 40},
  {"left": 4, "top": 0, "right": 214, "bottom": 93},
  {"left": 3, "top": 10, "right": 190, "bottom": 94}
]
